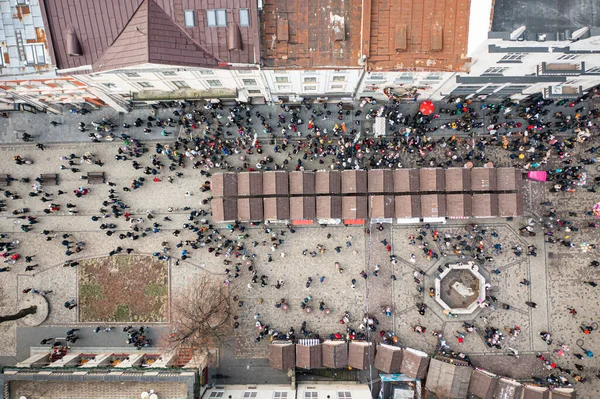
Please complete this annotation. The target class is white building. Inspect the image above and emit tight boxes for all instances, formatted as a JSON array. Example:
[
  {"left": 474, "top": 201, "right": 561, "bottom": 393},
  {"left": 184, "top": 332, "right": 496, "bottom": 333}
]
[{"left": 437, "top": 0, "right": 600, "bottom": 100}]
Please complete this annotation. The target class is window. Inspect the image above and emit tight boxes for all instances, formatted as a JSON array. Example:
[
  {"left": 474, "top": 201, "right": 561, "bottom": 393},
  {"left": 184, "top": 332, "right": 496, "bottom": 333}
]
[
  {"left": 0, "top": 48, "right": 4, "bottom": 66},
  {"left": 304, "top": 85, "right": 317, "bottom": 91},
  {"left": 243, "top": 393, "right": 257, "bottom": 398},
  {"left": 248, "top": 89, "right": 262, "bottom": 94},
  {"left": 138, "top": 82, "right": 154, "bottom": 88},
  {"left": 277, "top": 85, "right": 291, "bottom": 91},
  {"left": 208, "top": 393, "right": 224, "bottom": 398},
  {"left": 557, "top": 54, "right": 579, "bottom": 60},
  {"left": 102, "top": 83, "right": 117, "bottom": 89},
  {"left": 24, "top": 44, "right": 46, "bottom": 65},
  {"left": 331, "top": 84, "right": 344, "bottom": 90},
  {"left": 172, "top": 81, "right": 190, "bottom": 89},
  {"left": 275, "top": 76, "right": 289, "bottom": 83},
  {"left": 304, "top": 392, "right": 318, "bottom": 399},
  {"left": 337, "top": 393, "right": 352, "bottom": 399},
  {"left": 273, "top": 393, "right": 288, "bottom": 399},
  {"left": 206, "top": 79, "right": 223, "bottom": 87},
  {"left": 199, "top": 70, "right": 215, "bottom": 75},
  {"left": 184, "top": 10, "right": 195, "bottom": 27},
  {"left": 242, "top": 78, "right": 257, "bottom": 86},
  {"left": 207, "top": 9, "right": 227, "bottom": 27},
  {"left": 304, "top": 77, "right": 317, "bottom": 83},
  {"left": 161, "top": 71, "right": 177, "bottom": 76},
  {"left": 501, "top": 53, "right": 525, "bottom": 61},
  {"left": 124, "top": 72, "right": 140, "bottom": 78},
  {"left": 368, "top": 72, "right": 385, "bottom": 80},
  {"left": 483, "top": 67, "right": 507, "bottom": 75},
  {"left": 332, "top": 75, "right": 346, "bottom": 82},
  {"left": 425, "top": 72, "right": 442, "bottom": 79},
  {"left": 237, "top": 70, "right": 253, "bottom": 74},
  {"left": 16, "top": 0, "right": 29, "bottom": 5},
  {"left": 401, "top": 72, "right": 414, "bottom": 79},
  {"left": 239, "top": 9, "right": 250, "bottom": 26}
]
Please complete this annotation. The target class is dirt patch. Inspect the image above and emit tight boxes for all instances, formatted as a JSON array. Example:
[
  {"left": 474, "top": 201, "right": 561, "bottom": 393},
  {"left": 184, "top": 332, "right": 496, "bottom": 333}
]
[{"left": 78, "top": 255, "right": 168, "bottom": 322}]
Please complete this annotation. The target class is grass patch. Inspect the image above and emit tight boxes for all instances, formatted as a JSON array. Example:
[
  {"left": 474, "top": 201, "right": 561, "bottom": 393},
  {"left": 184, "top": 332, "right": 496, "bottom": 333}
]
[
  {"left": 79, "top": 284, "right": 105, "bottom": 300},
  {"left": 114, "top": 305, "right": 131, "bottom": 322},
  {"left": 144, "top": 283, "right": 168, "bottom": 297}
]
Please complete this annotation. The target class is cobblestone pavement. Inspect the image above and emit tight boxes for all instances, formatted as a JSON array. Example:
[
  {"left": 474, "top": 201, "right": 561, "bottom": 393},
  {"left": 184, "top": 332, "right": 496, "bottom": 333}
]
[{"left": 0, "top": 99, "right": 599, "bottom": 396}]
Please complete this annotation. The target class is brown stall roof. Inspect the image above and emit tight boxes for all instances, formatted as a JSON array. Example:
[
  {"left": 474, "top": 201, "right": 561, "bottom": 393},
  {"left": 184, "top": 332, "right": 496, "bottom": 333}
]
[
  {"left": 263, "top": 171, "right": 289, "bottom": 195},
  {"left": 322, "top": 340, "right": 348, "bottom": 368},
  {"left": 289, "top": 171, "right": 315, "bottom": 195},
  {"left": 446, "top": 194, "right": 472, "bottom": 219},
  {"left": 420, "top": 194, "right": 446, "bottom": 218},
  {"left": 296, "top": 344, "right": 322, "bottom": 370},
  {"left": 472, "top": 194, "right": 498, "bottom": 218},
  {"left": 497, "top": 167, "right": 523, "bottom": 191},
  {"left": 395, "top": 195, "right": 420, "bottom": 219},
  {"left": 549, "top": 388, "right": 576, "bottom": 399},
  {"left": 468, "top": 369, "right": 498, "bottom": 399},
  {"left": 521, "top": 386, "right": 550, "bottom": 399},
  {"left": 369, "top": 195, "right": 395, "bottom": 219},
  {"left": 419, "top": 168, "right": 445, "bottom": 192},
  {"left": 259, "top": 0, "right": 362, "bottom": 68},
  {"left": 315, "top": 171, "right": 342, "bottom": 194},
  {"left": 211, "top": 173, "right": 238, "bottom": 197},
  {"left": 425, "top": 357, "right": 472, "bottom": 399},
  {"left": 264, "top": 197, "right": 290, "bottom": 221},
  {"left": 238, "top": 172, "right": 263, "bottom": 196},
  {"left": 368, "top": 169, "right": 394, "bottom": 193},
  {"left": 394, "top": 169, "right": 420, "bottom": 193},
  {"left": 471, "top": 168, "right": 498, "bottom": 192},
  {"left": 374, "top": 344, "right": 403, "bottom": 374},
  {"left": 269, "top": 343, "right": 295, "bottom": 370},
  {"left": 494, "top": 378, "right": 523, "bottom": 399},
  {"left": 259, "top": 0, "right": 470, "bottom": 72},
  {"left": 41, "top": 0, "right": 260, "bottom": 71},
  {"left": 211, "top": 197, "right": 237, "bottom": 222},
  {"left": 341, "top": 170, "right": 368, "bottom": 194},
  {"left": 290, "top": 197, "right": 316, "bottom": 220},
  {"left": 347, "top": 341, "right": 374, "bottom": 370},
  {"left": 445, "top": 168, "right": 471, "bottom": 192},
  {"left": 237, "top": 197, "right": 263, "bottom": 221},
  {"left": 316, "top": 196, "right": 342, "bottom": 219},
  {"left": 498, "top": 193, "right": 524, "bottom": 217},
  {"left": 342, "top": 196, "right": 368, "bottom": 219},
  {"left": 400, "top": 348, "right": 429, "bottom": 379}
]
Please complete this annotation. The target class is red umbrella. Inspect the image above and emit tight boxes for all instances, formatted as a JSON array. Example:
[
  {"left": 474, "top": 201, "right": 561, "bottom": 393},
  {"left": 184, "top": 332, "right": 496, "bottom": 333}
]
[{"left": 419, "top": 100, "right": 435, "bottom": 115}]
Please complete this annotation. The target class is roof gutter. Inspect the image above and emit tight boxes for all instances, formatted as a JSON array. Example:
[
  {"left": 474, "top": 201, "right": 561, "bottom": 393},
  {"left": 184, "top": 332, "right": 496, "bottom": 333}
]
[{"left": 56, "top": 65, "right": 93, "bottom": 74}]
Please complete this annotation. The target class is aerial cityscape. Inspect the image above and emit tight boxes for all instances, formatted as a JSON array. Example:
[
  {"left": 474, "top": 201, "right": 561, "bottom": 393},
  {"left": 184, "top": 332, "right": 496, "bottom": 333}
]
[{"left": 0, "top": 0, "right": 599, "bottom": 398}]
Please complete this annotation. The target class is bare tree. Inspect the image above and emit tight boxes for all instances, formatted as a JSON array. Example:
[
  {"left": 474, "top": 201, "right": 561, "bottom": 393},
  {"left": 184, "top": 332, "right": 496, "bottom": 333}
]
[{"left": 167, "top": 276, "right": 233, "bottom": 359}]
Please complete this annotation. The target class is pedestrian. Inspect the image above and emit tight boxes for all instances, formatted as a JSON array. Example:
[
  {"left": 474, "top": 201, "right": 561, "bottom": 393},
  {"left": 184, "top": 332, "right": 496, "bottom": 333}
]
[
  {"left": 568, "top": 307, "right": 578, "bottom": 316},
  {"left": 36, "top": 143, "right": 45, "bottom": 150},
  {"left": 40, "top": 338, "right": 53, "bottom": 345},
  {"left": 585, "top": 281, "right": 598, "bottom": 287},
  {"left": 525, "top": 301, "right": 538, "bottom": 308}
]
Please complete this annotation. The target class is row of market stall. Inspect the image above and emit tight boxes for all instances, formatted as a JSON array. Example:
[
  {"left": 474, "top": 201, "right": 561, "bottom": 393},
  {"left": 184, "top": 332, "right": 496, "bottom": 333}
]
[
  {"left": 269, "top": 342, "right": 575, "bottom": 399},
  {"left": 212, "top": 168, "right": 523, "bottom": 197},
  {"left": 211, "top": 168, "right": 524, "bottom": 223},
  {"left": 211, "top": 192, "right": 523, "bottom": 223}
]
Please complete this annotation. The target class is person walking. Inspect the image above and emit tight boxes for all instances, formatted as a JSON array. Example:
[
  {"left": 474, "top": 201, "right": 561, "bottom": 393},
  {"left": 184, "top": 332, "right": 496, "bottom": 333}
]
[{"left": 525, "top": 301, "right": 538, "bottom": 308}]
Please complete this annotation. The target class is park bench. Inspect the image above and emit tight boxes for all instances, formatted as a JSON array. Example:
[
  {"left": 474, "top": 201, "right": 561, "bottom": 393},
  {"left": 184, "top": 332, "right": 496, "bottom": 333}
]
[
  {"left": 40, "top": 173, "right": 59, "bottom": 186},
  {"left": 87, "top": 171, "right": 105, "bottom": 184},
  {"left": 0, "top": 174, "right": 9, "bottom": 186}
]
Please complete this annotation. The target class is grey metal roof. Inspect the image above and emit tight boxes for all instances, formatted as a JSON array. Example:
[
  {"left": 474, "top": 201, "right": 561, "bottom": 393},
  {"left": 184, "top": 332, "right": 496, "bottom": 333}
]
[{"left": 491, "top": 0, "right": 600, "bottom": 33}]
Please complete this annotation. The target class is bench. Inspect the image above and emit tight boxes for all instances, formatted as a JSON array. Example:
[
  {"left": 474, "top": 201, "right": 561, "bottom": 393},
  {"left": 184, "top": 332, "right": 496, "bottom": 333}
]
[
  {"left": 0, "top": 174, "right": 9, "bottom": 186},
  {"left": 40, "top": 173, "right": 59, "bottom": 186},
  {"left": 87, "top": 172, "right": 105, "bottom": 184}
]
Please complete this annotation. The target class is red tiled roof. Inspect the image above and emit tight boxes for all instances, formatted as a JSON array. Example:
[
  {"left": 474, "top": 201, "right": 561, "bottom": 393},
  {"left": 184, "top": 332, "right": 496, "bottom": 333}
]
[{"left": 260, "top": 0, "right": 470, "bottom": 71}]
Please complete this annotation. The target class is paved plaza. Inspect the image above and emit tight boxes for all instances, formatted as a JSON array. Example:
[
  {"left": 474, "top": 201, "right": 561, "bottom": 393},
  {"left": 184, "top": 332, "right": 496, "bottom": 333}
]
[{"left": 0, "top": 99, "right": 599, "bottom": 397}]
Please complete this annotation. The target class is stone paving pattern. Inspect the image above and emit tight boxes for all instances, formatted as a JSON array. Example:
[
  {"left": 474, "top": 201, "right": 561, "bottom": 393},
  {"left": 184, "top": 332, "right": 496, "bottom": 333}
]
[{"left": 0, "top": 100, "right": 599, "bottom": 396}]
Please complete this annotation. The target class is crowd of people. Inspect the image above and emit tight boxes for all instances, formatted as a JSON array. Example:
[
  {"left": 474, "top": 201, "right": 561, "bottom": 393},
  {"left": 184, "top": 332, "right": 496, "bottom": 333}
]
[{"left": 1, "top": 87, "right": 600, "bottom": 388}]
